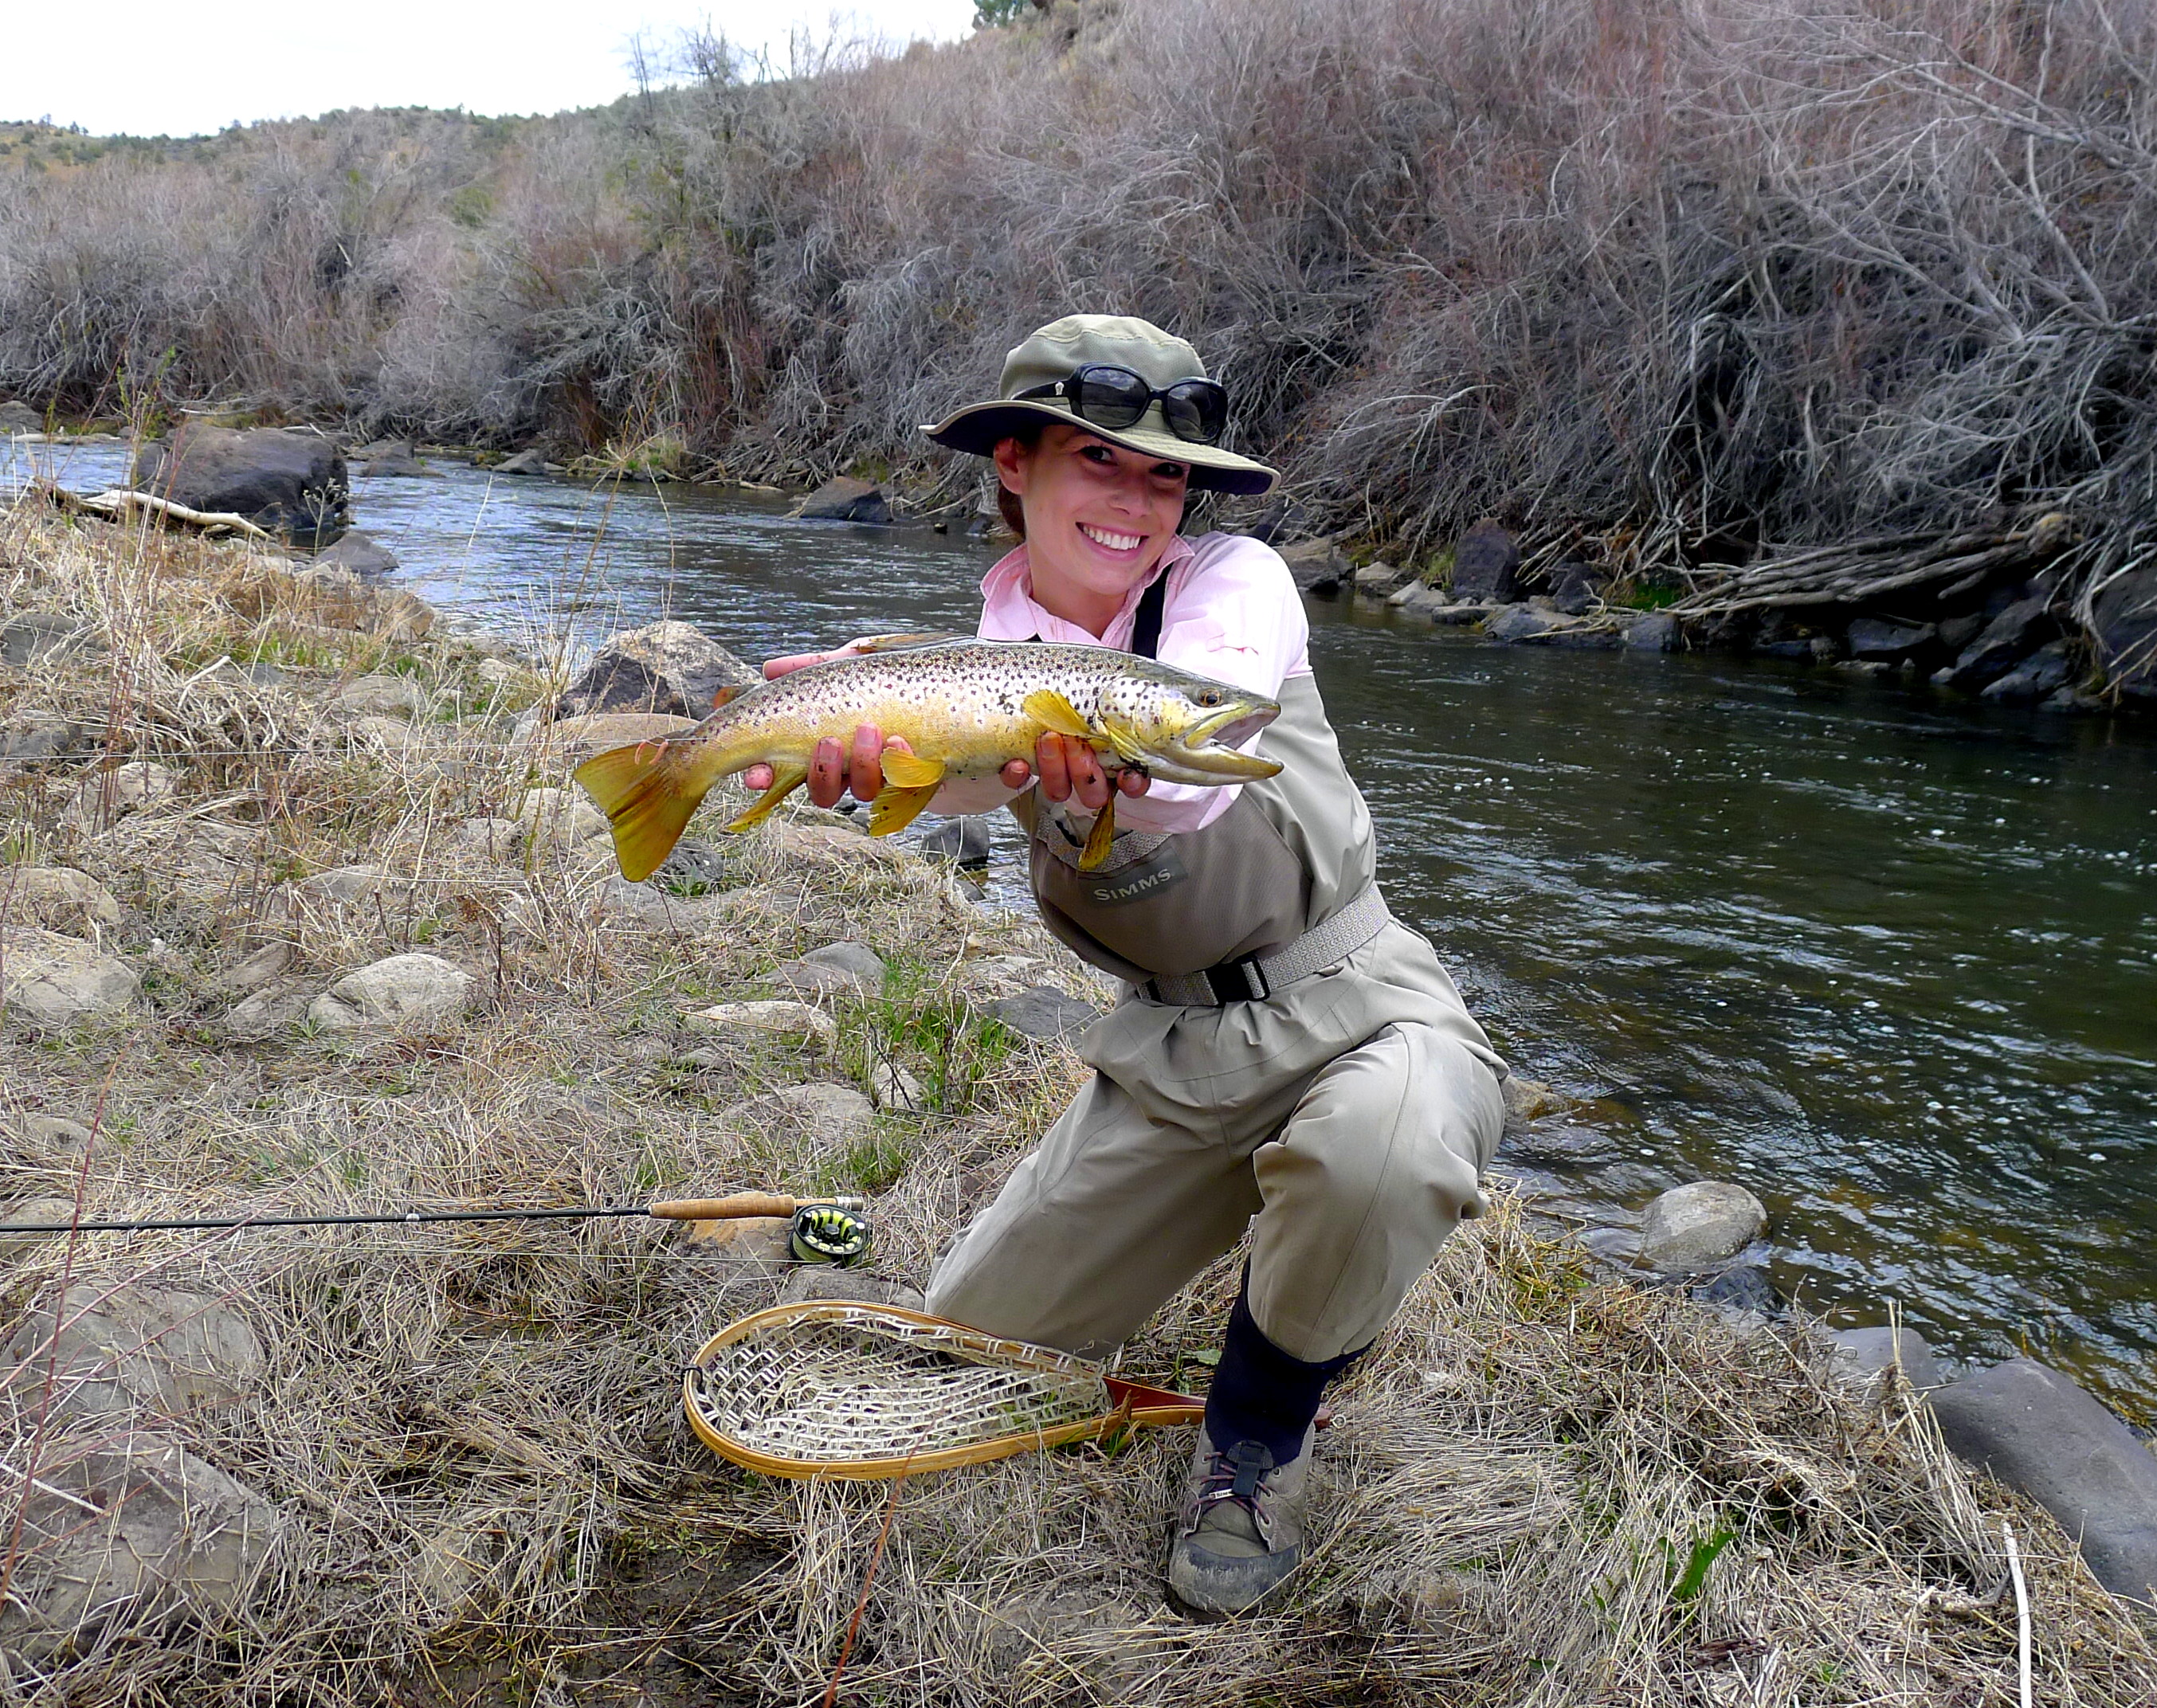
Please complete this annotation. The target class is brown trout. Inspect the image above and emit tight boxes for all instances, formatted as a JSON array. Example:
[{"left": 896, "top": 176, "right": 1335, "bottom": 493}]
[{"left": 572, "top": 635, "right": 1282, "bottom": 881}]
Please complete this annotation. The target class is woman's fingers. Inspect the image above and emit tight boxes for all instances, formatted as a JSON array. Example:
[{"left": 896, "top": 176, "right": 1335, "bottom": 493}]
[
  {"left": 999, "top": 758, "right": 1033, "bottom": 789},
  {"left": 744, "top": 763, "right": 775, "bottom": 791},
  {"left": 762, "top": 649, "right": 830, "bottom": 680},
  {"left": 1034, "top": 733, "right": 1073, "bottom": 802},
  {"left": 806, "top": 737, "right": 848, "bottom": 807},
  {"left": 1117, "top": 767, "right": 1151, "bottom": 797},
  {"left": 850, "top": 725, "right": 886, "bottom": 802},
  {"left": 1066, "top": 741, "right": 1113, "bottom": 811}
]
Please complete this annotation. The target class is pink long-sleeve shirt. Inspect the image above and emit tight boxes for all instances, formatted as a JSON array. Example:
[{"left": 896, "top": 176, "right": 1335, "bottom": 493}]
[{"left": 931, "top": 531, "right": 1313, "bottom": 834}]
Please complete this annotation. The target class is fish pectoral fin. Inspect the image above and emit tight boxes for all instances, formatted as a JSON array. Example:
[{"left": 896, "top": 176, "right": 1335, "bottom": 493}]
[
  {"left": 723, "top": 763, "right": 809, "bottom": 833},
  {"left": 868, "top": 782, "right": 941, "bottom": 837},
  {"left": 1078, "top": 795, "right": 1118, "bottom": 870},
  {"left": 877, "top": 750, "right": 947, "bottom": 789},
  {"left": 1093, "top": 712, "right": 1151, "bottom": 767},
  {"left": 1023, "top": 689, "right": 1094, "bottom": 740},
  {"left": 850, "top": 632, "right": 970, "bottom": 652}
]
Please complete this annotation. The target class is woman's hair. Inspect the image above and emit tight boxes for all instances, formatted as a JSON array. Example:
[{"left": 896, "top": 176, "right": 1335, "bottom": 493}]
[{"left": 993, "top": 424, "right": 1045, "bottom": 539}]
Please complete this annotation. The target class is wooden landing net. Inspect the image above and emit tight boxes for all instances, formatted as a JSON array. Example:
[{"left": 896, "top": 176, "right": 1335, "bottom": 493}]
[{"left": 683, "top": 1301, "right": 1202, "bottom": 1479}]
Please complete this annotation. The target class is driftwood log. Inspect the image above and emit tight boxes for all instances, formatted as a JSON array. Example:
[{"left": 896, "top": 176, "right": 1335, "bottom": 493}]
[
  {"left": 1669, "top": 513, "right": 2073, "bottom": 617},
  {"left": 29, "top": 478, "right": 273, "bottom": 541}
]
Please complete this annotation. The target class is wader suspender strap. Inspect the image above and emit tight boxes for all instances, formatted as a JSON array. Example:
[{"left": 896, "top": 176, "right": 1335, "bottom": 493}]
[{"left": 1130, "top": 571, "right": 1169, "bottom": 660}]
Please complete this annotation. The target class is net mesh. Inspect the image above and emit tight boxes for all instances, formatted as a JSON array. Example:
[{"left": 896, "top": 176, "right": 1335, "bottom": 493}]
[{"left": 686, "top": 1304, "right": 1114, "bottom": 1466}]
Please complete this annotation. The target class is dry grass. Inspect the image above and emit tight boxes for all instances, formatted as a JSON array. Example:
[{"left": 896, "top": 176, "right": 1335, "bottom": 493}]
[{"left": 2, "top": 505, "right": 2154, "bottom": 1703}]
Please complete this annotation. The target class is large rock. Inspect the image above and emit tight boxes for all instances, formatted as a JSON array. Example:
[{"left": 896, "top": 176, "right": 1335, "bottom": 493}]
[
  {"left": 539, "top": 711, "right": 700, "bottom": 758},
  {"left": 290, "top": 567, "right": 435, "bottom": 641},
  {"left": 1353, "top": 561, "right": 1413, "bottom": 597},
  {"left": 988, "top": 985, "right": 1100, "bottom": 1041},
  {"left": 308, "top": 952, "right": 476, "bottom": 1032},
  {"left": 329, "top": 674, "right": 425, "bottom": 718},
  {"left": 772, "top": 940, "right": 887, "bottom": 997},
  {"left": 222, "top": 981, "right": 316, "bottom": 1041},
  {"left": 919, "top": 816, "right": 993, "bottom": 865},
  {"left": 688, "top": 1000, "right": 837, "bottom": 1048},
  {"left": 1636, "top": 1181, "right": 1767, "bottom": 1271},
  {"left": 5, "top": 1282, "right": 268, "bottom": 1423},
  {"left": 1845, "top": 617, "right": 1936, "bottom": 663},
  {"left": 1980, "top": 639, "right": 2075, "bottom": 701},
  {"left": 0, "top": 1432, "right": 279, "bottom": 1659},
  {"left": 61, "top": 760, "right": 181, "bottom": 828},
  {"left": 1, "top": 711, "right": 85, "bottom": 761},
  {"left": 132, "top": 421, "right": 348, "bottom": 546},
  {"left": 2, "top": 867, "right": 124, "bottom": 935},
  {"left": 310, "top": 527, "right": 398, "bottom": 575},
  {"left": 2088, "top": 566, "right": 2157, "bottom": 699},
  {"left": 0, "top": 399, "right": 43, "bottom": 433},
  {"left": 1827, "top": 1325, "right": 1943, "bottom": 1393},
  {"left": 0, "top": 1197, "right": 91, "bottom": 1259},
  {"left": 1449, "top": 520, "right": 1520, "bottom": 603},
  {"left": 1276, "top": 537, "right": 1351, "bottom": 593},
  {"left": 1623, "top": 612, "right": 1680, "bottom": 652},
  {"left": 1547, "top": 562, "right": 1602, "bottom": 617},
  {"left": 494, "top": 447, "right": 553, "bottom": 476},
  {"left": 1929, "top": 1357, "right": 2157, "bottom": 1600},
  {"left": 516, "top": 786, "right": 610, "bottom": 851},
  {"left": 1, "top": 612, "right": 99, "bottom": 669},
  {"left": 557, "top": 621, "right": 759, "bottom": 720},
  {"left": 790, "top": 476, "right": 893, "bottom": 524},
  {"left": 349, "top": 437, "right": 433, "bottom": 477},
  {"left": 1937, "top": 594, "right": 2054, "bottom": 691},
  {"left": 1, "top": 926, "right": 139, "bottom": 1027},
  {"left": 724, "top": 1083, "right": 876, "bottom": 1151}
]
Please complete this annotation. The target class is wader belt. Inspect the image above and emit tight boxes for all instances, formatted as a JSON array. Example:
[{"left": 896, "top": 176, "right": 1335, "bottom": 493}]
[{"left": 1141, "top": 886, "right": 1390, "bottom": 1006}]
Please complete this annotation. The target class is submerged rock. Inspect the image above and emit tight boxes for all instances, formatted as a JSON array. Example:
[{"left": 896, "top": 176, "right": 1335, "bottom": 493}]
[{"left": 791, "top": 476, "right": 893, "bottom": 523}]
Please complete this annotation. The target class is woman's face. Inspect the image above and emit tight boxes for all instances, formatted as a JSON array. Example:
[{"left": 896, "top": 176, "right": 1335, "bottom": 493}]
[{"left": 994, "top": 425, "right": 1190, "bottom": 618}]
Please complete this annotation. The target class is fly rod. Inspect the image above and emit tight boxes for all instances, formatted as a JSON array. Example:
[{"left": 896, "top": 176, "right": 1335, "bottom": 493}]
[{"left": 0, "top": 1193, "right": 873, "bottom": 1261}]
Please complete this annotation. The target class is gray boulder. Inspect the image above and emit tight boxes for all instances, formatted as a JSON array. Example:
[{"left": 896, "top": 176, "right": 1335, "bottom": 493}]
[
  {"left": 311, "top": 527, "right": 399, "bottom": 576},
  {"left": 2, "top": 867, "right": 124, "bottom": 935},
  {"left": 557, "top": 620, "right": 759, "bottom": 719},
  {"left": 0, "top": 1432, "right": 279, "bottom": 1659},
  {"left": 350, "top": 438, "right": 432, "bottom": 477},
  {"left": 1980, "top": 638, "right": 2076, "bottom": 701},
  {"left": 1623, "top": 612, "right": 1679, "bottom": 652},
  {"left": 1929, "top": 1357, "right": 2157, "bottom": 1601},
  {"left": 1845, "top": 617, "right": 1936, "bottom": 662},
  {"left": 1937, "top": 594, "right": 2054, "bottom": 691},
  {"left": 2, "top": 612, "right": 100, "bottom": 670},
  {"left": 1828, "top": 1325, "right": 1943, "bottom": 1393},
  {"left": 725, "top": 1082, "right": 877, "bottom": 1151},
  {"left": 778, "top": 1269, "right": 925, "bottom": 1310},
  {"left": 1637, "top": 1181, "right": 1767, "bottom": 1271},
  {"left": 773, "top": 940, "right": 887, "bottom": 997},
  {"left": 919, "top": 816, "right": 994, "bottom": 865},
  {"left": 1548, "top": 561, "right": 1602, "bottom": 617},
  {"left": 5, "top": 1281, "right": 268, "bottom": 1424},
  {"left": 1353, "top": 561, "right": 1413, "bottom": 597},
  {"left": 329, "top": 673, "right": 425, "bottom": 718},
  {"left": 1, "top": 711, "right": 86, "bottom": 761},
  {"left": 308, "top": 952, "right": 476, "bottom": 1032},
  {"left": 132, "top": 422, "right": 348, "bottom": 546},
  {"left": 494, "top": 447, "right": 552, "bottom": 476},
  {"left": 1, "top": 926, "right": 139, "bottom": 1027},
  {"left": 0, "top": 1197, "right": 90, "bottom": 1259},
  {"left": 0, "top": 398, "right": 44, "bottom": 433},
  {"left": 791, "top": 476, "right": 893, "bottom": 524},
  {"left": 6, "top": 1114, "right": 95, "bottom": 1160},
  {"left": 2089, "top": 566, "right": 2157, "bottom": 699},
  {"left": 1276, "top": 537, "right": 1351, "bottom": 593},
  {"left": 1484, "top": 605, "right": 1575, "bottom": 644},
  {"left": 210, "top": 941, "right": 294, "bottom": 996},
  {"left": 221, "top": 981, "right": 316, "bottom": 1041},
  {"left": 1450, "top": 520, "right": 1520, "bottom": 604},
  {"left": 989, "top": 985, "right": 1100, "bottom": 1041},
  {"left": 61, "top": 760, "right": 181, "bottom": 829}
]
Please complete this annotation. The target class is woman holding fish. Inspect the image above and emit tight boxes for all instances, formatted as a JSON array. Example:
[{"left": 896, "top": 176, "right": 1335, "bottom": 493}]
[{"left": 577, "top": 315, "right": 1508, "bottom": 1617}]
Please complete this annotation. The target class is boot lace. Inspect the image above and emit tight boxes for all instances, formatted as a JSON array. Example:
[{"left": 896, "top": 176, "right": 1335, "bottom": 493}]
[{"left": 1190, "top": 1439, "right": 1275, "bottom": 1537}]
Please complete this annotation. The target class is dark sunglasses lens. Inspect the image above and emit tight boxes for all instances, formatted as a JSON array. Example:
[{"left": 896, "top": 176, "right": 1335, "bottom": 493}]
[
  {"left": 1162, "top": 381, "right": 1229, "bottom": 445},
  {"left": 1069, "top": 367, "right": 1151, "bottom": 429}
]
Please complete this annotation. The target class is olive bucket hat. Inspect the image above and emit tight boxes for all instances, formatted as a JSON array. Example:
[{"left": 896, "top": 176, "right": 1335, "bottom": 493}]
[{"left": 920, "top": 314, "right": 1278, "bottom": 496}]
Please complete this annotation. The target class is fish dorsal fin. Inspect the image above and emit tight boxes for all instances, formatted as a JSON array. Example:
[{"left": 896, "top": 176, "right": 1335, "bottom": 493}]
[
  {"left": 1022, "top": 689, "right": 1093, "bottom": 740},
  {"left": 879, "top": 750, "right": 947, "bottom": 789},
  {"left": 850, "top": 633, "right": 970, "bottom": 653}
]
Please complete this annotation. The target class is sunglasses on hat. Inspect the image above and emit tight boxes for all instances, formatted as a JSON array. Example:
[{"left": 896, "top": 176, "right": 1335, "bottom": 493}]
[{"left": 1014, "top": 364, "right": 1230, "bottom": 447}]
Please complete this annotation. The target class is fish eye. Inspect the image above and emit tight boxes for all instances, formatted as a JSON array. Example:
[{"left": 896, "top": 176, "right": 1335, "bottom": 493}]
[{"left": 1192, "top": 688, "right": 1223, "bottom": 707}]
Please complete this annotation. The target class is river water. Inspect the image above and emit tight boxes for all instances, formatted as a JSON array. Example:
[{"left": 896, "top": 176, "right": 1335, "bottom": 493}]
[{"left": 10, "top": 442, "right": 2157, "bottom": 1414}]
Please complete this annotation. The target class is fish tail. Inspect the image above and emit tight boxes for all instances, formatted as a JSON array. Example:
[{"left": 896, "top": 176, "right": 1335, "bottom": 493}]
[{"left": 575, "top": 737, "right": 738, "bottom": 883}]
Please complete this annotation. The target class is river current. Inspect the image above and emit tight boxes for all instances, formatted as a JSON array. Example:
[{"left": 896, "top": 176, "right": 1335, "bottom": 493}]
[{"left": 10, "top": 441, "right": 2156, "bottom": 1414}]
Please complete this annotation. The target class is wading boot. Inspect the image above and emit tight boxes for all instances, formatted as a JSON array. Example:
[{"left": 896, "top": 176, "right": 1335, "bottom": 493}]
[{"left": 1165, "top": 1428, "right": 1314, "bottom": 1618}]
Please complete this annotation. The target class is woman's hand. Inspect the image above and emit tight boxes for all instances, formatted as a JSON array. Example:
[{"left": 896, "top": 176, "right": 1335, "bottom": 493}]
[{"left": 1029, "top": 733, "right": 1151, "bottom": 812}]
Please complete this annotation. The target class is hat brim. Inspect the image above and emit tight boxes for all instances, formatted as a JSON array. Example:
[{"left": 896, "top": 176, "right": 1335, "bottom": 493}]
[{"left": 920, "top": 399, "right": 1278, "bottom": 497}]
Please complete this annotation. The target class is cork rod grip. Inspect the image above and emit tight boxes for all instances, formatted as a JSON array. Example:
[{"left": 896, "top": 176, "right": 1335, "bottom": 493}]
[{"left": 648, "top": 1193, "right": 797, "bottom": 1221}]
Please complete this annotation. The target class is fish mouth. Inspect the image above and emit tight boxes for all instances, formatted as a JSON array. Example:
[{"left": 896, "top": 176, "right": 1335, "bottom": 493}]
[{"left": 1183, "top": 702, "right": 1278, "bottom": 751}]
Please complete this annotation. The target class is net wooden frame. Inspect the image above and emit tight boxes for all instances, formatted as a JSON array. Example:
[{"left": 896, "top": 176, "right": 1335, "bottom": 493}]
[{"left": 682, "top": 1301, "right": 1203, "bottom": 1479}]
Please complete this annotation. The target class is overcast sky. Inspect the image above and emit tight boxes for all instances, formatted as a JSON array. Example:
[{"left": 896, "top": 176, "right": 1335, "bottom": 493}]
[{"left": 3, "top": 2, "right": 979, "bottom": 139}]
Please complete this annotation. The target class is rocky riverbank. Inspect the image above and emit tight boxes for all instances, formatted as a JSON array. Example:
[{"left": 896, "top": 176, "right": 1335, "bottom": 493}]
[{"left": 3, "top": 490, "right": 2156, "bottom": 1702}]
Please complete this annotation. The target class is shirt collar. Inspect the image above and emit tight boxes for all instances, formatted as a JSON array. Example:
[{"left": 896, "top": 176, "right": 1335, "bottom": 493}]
[{"left": 978, "top": 535, "right": 1198, "bottom": 648}]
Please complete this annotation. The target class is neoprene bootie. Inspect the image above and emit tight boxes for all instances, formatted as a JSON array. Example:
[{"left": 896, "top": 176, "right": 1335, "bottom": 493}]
[{"left": 1166, "top": 1425, "right": 1316, "bottom": 1617}]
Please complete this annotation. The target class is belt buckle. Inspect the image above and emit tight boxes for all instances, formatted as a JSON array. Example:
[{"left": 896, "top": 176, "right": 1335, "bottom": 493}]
[{"left": 1204, "top": 958, "right": 1269, "bottom": 1003}]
